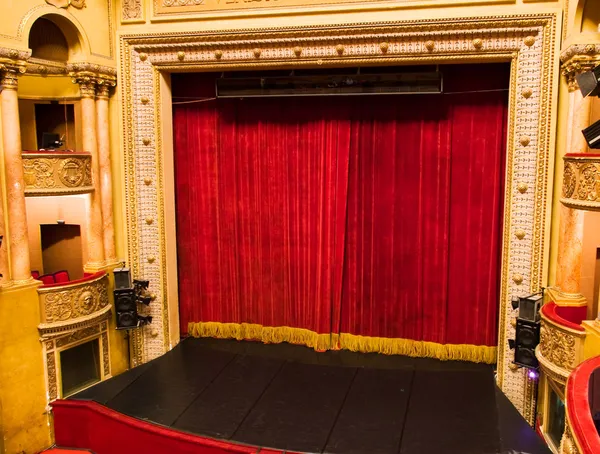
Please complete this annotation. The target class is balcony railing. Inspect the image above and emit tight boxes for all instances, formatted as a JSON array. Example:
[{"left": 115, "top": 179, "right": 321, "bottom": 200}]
[
  {"left": 22, "top": 151, "right": 93, "bottom": 196},
  {"left": 561, "top": 153, "right": 600, "bottom": 211},
  {"left": 537, "top": 302, "right": 587, "bottom": 385},
  {"left": 37, "top": 271, "right": 110, "bottom": 337},
  {"left": 563, "top": 356, "right": 600, "bottom": 453}
]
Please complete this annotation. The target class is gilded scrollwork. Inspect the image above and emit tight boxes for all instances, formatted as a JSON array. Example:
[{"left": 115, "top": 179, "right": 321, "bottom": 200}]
[
  {"left": 22, "top": 153, "right": 93, "bottom": 196},
  {"left": 46, "top": 352, "right": 57, "bottom": 401},
  {"left": 55, "top": 326, "right": 100, "bottom": 348},
  {"left": 102, "top": 333, "right": 110, "bottom": 377},
  {"left": 561, "top": 156, "right": 600, "bottom": 211},
  {"left": 122, "top": 0, "right": 143, "bottom": 21},
  {"left": 39, "top": 273, "right": 109, "bottom": 324},
  {"left": 560, "top": 423, "right": 581, "bottom": 454}
]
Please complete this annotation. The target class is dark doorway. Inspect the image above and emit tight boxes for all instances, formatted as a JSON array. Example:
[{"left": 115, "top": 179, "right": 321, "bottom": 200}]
[{"left": 40, "top": 223, "right": 83, "bottom": 280}]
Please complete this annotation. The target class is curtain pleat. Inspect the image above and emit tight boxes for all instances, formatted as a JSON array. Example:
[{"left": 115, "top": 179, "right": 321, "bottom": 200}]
[{"left": 173, "top": 65, "right": 508, "bottom": 357}]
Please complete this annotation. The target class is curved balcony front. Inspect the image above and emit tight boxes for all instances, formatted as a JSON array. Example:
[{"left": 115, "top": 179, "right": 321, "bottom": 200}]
[
  {"left": 563, "top": 356, "right": 600, "bottom": 454},
  {"left": 22, "top": 151, "right": 93, "bottom": 197},
  {"left": 37, "top": 271, "right": 111, "bottom": 338},
  {"left": 536, "top": 302, "right": 587, "bottom": 386},
  {"left": 562, "top": 153, "right": 600, "bottom": 211}
]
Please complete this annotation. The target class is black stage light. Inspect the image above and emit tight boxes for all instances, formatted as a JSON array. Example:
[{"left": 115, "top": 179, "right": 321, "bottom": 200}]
[
  {"left": 113, "top": 266, "right": 132, "bottom": 290},
  {"left": 576, "top": 64, "right": 600, "bottom": 98},
  {"left": 518, "top": 293, "right": 543, "bottom": 323},
  {"left": 508, "top": 339, "right": 516, "bottom": 350},
  {"left": 511, "top": 296, "right": 519, "bottom": 310},
  {"left": 582, "top": 120, "right": 600, "bottom": 149},
  {"left": 137, "top": 294, "right": 153, "bottom": 305},
  {"left": 134, "top": 279, "right": 150, "bottom": 290},
  {"left": 138, "top": 315, "right": 153, "bottom": 326},
  {"left": 114, "top": 288, "right": 138, "bottom": 329},
  {"left": 514, "top": 318, "right": 540, "bottom": 369}
]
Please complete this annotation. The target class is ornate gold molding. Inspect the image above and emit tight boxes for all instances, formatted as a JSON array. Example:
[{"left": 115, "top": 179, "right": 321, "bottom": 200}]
[
  {"left": 122, "top": 0, "right": 143, "bottom": 22},
  {"left": 120, "top": 13, "right": 559, "bottom": 419},
  {"left": 560, "top": 44, "right": 600, "bottom": 92},
  {"left": 560, "top": 418, "right": 582, "bottom": 454},
  {"left": 537, "top": 310, "right": 586, "bottom": 377},
  {"left": 42, "top": 321, "right": 110, "bottom": 402},
  {"left": 545, "top": 286, "right": 587, "bottom": 307},
  {"left": 38, "top": 272, "right": 109, "bottom": 324},
  {"left": 67, "top": 62, "right": 117, "bottom": 96},
  {"left": 45, "top": 0, "right": 86, "bottom": 9},
  {"left": 561, "top": 154, "right": 600, "bottom": 211},
  {"left": 26, "top": 57, "right": 68, "bottom": 76},
  {"left": 23, "top": 152, "right": 93, "bottom": 196}
]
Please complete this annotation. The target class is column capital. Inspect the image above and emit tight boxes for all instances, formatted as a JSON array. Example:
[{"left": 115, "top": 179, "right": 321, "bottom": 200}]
[
  {"left": 560, "top": 44, "right": 600, "bottom": 92},
  {"left": 0, "top": 61, "right": 26, "bottom": 91},
  {"left": 68, "top": 62, "right": 117, "bottom": 98}
]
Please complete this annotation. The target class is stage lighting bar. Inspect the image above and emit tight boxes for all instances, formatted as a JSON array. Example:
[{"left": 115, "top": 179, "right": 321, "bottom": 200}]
[{"left": 576, "top": 64, "right": 600, "bottom": 98}]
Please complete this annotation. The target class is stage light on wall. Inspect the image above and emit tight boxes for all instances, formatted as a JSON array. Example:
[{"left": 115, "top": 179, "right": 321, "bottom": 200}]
[
  {"left": 582, "top": 120, "right": 600, "bottom": 149},
  {"left": 509, "top": 290, "right": 543, "bottom": 370},
  {"left": 576, "top": 64, "right": 600, "bottom": 98}
]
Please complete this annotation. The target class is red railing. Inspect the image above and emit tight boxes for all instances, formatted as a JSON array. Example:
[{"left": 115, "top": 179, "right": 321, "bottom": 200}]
[
  {"left": 52, "top": 400, "right": 291, "bottom": 454},
  {"left": 566, "top": 357, "right": 600, "bottom": 454},
  {"left": 541, "top": 302, "right": 586, "bottom": 332}
]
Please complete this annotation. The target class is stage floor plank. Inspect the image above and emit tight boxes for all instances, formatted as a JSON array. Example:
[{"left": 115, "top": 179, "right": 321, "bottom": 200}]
[{"left": 72, "top": 337, "right": 551, "bottom": 454}]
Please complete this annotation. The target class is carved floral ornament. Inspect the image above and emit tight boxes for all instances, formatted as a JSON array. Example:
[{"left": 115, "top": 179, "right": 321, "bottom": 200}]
[
  {"left": 561, "top": 155, "right": 600, "bottom": 211},
  {"left": 45, "top": 0, "right": 86, "bottom": 9},
  {"left": 560, "top": 44, "right": 600, "bottom": 92}
]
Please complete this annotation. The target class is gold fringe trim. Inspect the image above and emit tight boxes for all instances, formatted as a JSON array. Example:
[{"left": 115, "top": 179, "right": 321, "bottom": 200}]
[{"left": 188, "top": 322, "right": 497, "bottom": 364}]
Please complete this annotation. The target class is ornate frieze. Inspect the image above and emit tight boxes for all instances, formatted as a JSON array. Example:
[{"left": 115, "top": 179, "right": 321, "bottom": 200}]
[
  {"left": 560, "top": 44, "right": 600, "bottom": 92},
  {"left": 537, "top": 309, "right": 586, "bottom": 385},
  {"left": 45, "top": 0, "right": 86, "bottom": 9},
  {"left": 68, "top": 62, "right": 117, "bottom": 97},
  {"left": 22, "top": 152, "right": 93, "bottom": 196},
  {"left": 122, "top": 0, "right": 143, "bottom": 21},
  {"left": 38, "top": 272, "right": 109, "bottom": 324},
  {"left": 561, "top": 154, "right": 600, "bottom": 211}
]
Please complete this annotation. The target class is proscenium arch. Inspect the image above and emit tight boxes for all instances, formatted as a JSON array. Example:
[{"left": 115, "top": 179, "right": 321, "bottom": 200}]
[{"left": 19, "top": 7, "right": 91, "bottom": 61}]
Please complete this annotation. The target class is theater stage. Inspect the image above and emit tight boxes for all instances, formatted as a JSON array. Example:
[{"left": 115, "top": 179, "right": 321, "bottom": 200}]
[{"left": 58, "top": 338, "right": 550, "bottom": 454}]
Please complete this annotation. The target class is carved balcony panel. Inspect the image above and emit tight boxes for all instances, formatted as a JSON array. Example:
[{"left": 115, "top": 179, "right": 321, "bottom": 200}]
[
  {"left": 38, "top": 271, "right": 111, "bottom": 339},
  {"left": 561, "top": 154, "right": 600, "bottom": 211},
  {"left": 22, "top": 151, "right": 93, "bottom": 196},
  {"left": 536, "top": 302, "right": 586, "bottom": 386}
]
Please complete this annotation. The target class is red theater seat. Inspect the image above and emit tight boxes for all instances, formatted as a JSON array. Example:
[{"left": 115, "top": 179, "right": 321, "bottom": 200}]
[
  {"left": 39, "top": 274, "right": 56, "bottom": 285},
  {"left": 31, "top": 270, "right": 40, "bottom": 279},
  {"left": 53, "top": 270, "right": 70, "bottom": 284}
]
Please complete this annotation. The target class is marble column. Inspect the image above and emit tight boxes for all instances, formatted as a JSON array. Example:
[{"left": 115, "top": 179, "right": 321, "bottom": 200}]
[
  {"left": 0, "top": 67, "right": 31, "bottom": 283},
  {"left": 77, "top": 77, "right": 105, "bottom": 268},
  {"left": 95, "top": 84, "right": 117, "bottom": 264},
  {"left": 554, "top": 78, "right": 593, "bottom": 299}
]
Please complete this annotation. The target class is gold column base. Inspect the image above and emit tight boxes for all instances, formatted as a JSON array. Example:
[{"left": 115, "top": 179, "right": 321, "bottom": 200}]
[
  {"left": 545, "top": 286, "right": 587, "bottom": 307},
  {"left": 0, "top": 276, "right": 42, "bottom": 293}
]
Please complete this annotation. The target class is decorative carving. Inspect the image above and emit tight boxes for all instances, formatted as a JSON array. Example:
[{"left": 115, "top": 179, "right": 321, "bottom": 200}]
[
  {"left": 424, "top": 40, "right": 434, "bottom": 52},
  {"left": 561, "top": 155, "right": 600, "bottom": 210},
  {"left": 96, "top": 84, "right": 111, "bottom": 99},
  {"left": 45, "top": 0, "right": 86, "bottom": 9},
  {"left": 55, "top": 326, "right": 100, "bottom": 348},
  {"left": 517, "top": 182, "right": 528, "bottom": 193},
  {"left": 146, "top": 217, "right": 154, "bottom": 224},
  {"left": 472, "top": 38, "right": 483, "bottom": 49},
  {"left": 336, "top": 44, "right": 345, "bottom": 55},
  {"left": 515, "top": 229, "right": 526, "bottom": 240},
  {"left": 47, "top": 352, "right": 57, "bottom": 400},
  {"left": 560, "top": 423, "right": 581, "bottom": 454},
  {"left": 102, "top": 332, "right": 110, "bottom": 377},
  {"left": 122, "top": 0, "right": 142, "bottom": 21},
  {"left": 177, "top": 51, "right": 185, "bottom": 61},
  {"left": 380, "top": 42, "right": 389, "bottom": 53},
  {"left": 0, "top": 62, "right": 25, "bottom": 90},
  {"left": 142, "top": 138, "right": 151, "bottom": 146},
  {"left": 38, "top": 273, "right": 109, "bottom": 324},
  {"left": 22, "top": 153, "right": 93, "bottom": 196},
  {"left": 144, "top": 177, "right": 153, "bottom": 185},
  {"left": 293, "top": 47, "right": 302, "bottom": 57},
  {"left": 538, "top": 310, "right": 586, "bottom": 375},
  {"left": 214, "top": 50, "right": 223, "bottom": 60},
  {"left": 513, "top": 274, "right": 523, "bottom": 284},
  {"left": 141, "top": 97, "right": 150, "bottom": 104},
  {"left": 163, "top": 0, "right": 205, "bottom": 5},
  {"left": 524, "top": 36, "right": 535, "bottom": 47},
  {"left": 520, "top": 136, "right": 530, "bottom": 146},
  {"left": 253, "top": 48, "right": 261, "bottom": 58},
  {"left": 139, "top": 53, "right": 148, "bottom": 62},
  {"left": 521, "top": 88, "right": 532, "bottom": 98}
]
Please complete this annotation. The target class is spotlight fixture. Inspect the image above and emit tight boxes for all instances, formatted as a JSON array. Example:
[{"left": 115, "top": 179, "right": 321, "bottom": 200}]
[
  {"left": 576, "top": 64, "right": 600, "bottom": 98},
  {"left": 511, "top": 296, "right": 519, "bottom": 310},
  {"left": 582, "top": 120, "right": 600, "bottom": 149}
]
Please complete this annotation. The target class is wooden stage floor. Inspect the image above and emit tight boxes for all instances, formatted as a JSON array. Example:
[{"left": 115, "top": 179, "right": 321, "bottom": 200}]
[{"left": 73, "top": 337, "right": 551, "bottom": 454}]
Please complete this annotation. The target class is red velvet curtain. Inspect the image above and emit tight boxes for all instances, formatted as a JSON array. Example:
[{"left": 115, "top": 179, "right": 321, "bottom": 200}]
[{"left": 173, "top": 64, "right": 508, "bottom": 347}]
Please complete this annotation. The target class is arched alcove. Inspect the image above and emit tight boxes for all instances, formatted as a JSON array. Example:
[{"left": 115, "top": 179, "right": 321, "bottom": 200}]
[
  {"left": 25, "top": 13, "right": 87, "bottom": 62},
  {"left": 574, "top": 0, "right": 600, "bottom": 34}
]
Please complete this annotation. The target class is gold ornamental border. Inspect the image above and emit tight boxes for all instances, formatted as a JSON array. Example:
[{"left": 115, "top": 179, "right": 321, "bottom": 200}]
[
  {"left": 561, "top": 154, "right": 600, "bottom": 211},
  {"left": 119, "top": 13, "right": 559, "bottom": 420}
]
